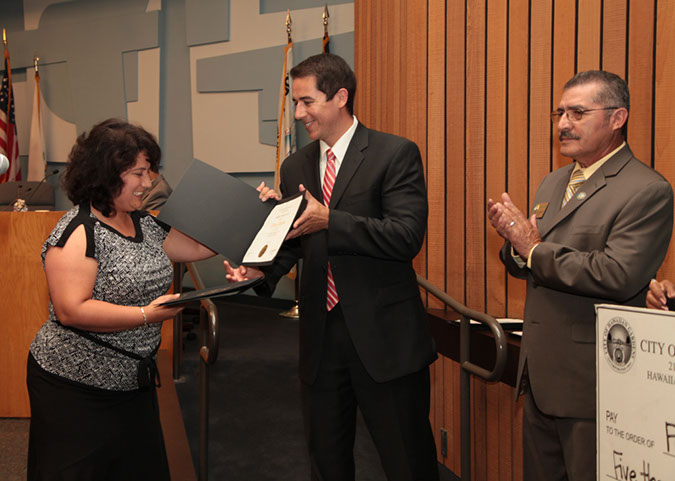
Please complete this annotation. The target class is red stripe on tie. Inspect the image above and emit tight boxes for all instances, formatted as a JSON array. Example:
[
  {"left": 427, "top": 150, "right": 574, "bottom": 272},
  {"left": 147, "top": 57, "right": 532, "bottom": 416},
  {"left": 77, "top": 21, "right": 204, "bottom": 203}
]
[{"left": 323, "top": 149, "right": 339, "bottom": 311}]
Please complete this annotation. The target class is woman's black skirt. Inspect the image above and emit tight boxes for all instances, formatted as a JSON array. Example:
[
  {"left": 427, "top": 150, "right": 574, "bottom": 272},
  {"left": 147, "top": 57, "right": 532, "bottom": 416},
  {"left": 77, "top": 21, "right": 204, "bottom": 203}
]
[{"left": 26, "top": 352, "right": 170, "bottom": 481}]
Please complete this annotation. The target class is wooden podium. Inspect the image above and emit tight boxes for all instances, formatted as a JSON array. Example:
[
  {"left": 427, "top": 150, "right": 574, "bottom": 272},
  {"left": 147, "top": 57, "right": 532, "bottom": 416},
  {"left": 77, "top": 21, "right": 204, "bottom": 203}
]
[{"left": 0, "top": 211, "right": 174, "bottom": 417}]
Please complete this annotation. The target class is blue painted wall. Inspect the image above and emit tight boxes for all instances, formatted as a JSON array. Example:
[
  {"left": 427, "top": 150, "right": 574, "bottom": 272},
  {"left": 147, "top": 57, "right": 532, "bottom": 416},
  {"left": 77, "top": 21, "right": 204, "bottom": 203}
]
[{"left": 0, "top": 0, "right": 354, "bottom": 297}]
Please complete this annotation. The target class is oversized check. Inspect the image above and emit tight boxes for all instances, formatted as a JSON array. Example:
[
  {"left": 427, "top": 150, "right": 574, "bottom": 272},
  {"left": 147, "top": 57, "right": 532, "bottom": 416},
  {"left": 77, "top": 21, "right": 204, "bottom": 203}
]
[{"left": 596, "top": 304, "right": 675, "bottom": 481}]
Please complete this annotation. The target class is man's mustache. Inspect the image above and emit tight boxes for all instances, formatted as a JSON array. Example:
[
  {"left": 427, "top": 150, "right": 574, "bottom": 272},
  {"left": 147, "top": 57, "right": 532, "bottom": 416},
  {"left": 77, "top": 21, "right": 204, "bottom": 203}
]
[{"left": 559, "top": 130, "right": 580, "bottom": 141}]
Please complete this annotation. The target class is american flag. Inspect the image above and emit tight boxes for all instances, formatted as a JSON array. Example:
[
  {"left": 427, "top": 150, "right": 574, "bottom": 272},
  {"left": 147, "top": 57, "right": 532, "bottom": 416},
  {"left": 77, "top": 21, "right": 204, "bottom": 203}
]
[{"left": 0, "top": 50, "right": 21, "bottom": 183}]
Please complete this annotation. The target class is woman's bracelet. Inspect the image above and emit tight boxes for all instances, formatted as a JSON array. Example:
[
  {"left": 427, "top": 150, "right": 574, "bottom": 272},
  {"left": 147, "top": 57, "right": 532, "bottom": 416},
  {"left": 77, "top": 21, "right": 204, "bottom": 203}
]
[{"left": 140, "top": 306, "right": 148, "bottom": 328}]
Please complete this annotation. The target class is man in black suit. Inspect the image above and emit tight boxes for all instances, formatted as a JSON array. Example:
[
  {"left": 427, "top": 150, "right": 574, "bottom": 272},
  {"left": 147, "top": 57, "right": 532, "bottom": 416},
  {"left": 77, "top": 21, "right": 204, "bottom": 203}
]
[{"left": 225, "top": 53, "right": 438, "bottom": 480}]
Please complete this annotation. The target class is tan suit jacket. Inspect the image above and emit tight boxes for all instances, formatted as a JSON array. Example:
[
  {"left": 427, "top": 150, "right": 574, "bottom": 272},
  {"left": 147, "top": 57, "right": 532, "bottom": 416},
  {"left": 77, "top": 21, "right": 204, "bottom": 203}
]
[
  {"left": 502, "top": 145, "right": 673, "bottom": 419},
  {"left": 140, "top": 174, "right": 172, "bottom": 211}
]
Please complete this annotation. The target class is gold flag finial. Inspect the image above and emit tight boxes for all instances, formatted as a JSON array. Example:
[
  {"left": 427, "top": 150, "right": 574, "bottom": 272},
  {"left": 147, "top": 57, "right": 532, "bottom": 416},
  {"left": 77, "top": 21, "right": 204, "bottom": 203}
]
[
  {"left": 2, "top": 29, "right": 7, "bottom": 48},
  {"left": 322, "top": 5, "right": 331, "bottom": 53},
  {"left": 33, "top": 54, "right": 39, "bottom": 74},
  {"left": 323, "top": 4, "right": 330, "bottom": 30},
  {"left": 285, "top": 9, "right": 292, "bottom": 43}
]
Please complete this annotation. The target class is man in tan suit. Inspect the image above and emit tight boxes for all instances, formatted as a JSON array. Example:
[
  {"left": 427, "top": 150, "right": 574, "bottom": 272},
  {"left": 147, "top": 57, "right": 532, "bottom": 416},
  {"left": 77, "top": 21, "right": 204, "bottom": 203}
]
[
  {"left": 488, "top": 71, "right": 673, "bottom": 480},
  {"left": 140, "top": 165, "right": 172, "bottom": 211}
]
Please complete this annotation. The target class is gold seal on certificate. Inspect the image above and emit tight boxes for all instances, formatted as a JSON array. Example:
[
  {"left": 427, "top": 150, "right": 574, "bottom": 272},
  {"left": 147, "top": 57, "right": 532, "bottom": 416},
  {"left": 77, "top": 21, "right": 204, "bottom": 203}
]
[{"left": 259, "top": 245, "right": 268, "bottom": 257}]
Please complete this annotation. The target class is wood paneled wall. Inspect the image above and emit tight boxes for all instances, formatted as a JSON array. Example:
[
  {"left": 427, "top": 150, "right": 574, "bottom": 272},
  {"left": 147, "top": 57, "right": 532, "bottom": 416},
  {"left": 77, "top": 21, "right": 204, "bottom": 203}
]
[
  {"left": 355, "top": 0, "right": 675, "bottom": 313},
  {"left": 355, "top": 1, "right": 675, "bottom": 479}
]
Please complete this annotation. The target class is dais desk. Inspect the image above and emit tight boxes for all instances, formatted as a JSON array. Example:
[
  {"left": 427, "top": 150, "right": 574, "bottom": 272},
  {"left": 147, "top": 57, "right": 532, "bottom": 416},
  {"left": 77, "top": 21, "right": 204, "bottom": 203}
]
[{"left": 426, "top": 307, "right": 524, "bottom": 480}]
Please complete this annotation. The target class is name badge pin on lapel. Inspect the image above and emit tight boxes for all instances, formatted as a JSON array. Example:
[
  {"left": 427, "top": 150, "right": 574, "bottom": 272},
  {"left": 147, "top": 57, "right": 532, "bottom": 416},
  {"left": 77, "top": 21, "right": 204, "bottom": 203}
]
[
  {"left": 532, "top": 202, "right": 549, "bottom": 219},
  {"left": 576, "top": 191, "right": 587, "bottom": 200}
]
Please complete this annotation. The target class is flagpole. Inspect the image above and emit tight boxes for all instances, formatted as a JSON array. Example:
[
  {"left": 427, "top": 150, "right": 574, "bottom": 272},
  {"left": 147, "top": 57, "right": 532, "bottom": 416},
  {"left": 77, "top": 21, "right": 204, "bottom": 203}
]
[
  {"left": 278, "top": 12, "right": 300, "bottom": 320},
  {"left": 2, "top": 29, "right": 10, "bottom": 121},
  {"left": 36, "top": 54, "right": 45, "bottom": 177},
  {"left": 322, "top": 5, "right": 330, "bottom": 54},
  {"left": 30, "top": 53, "right": 47, "bottom": 180}
]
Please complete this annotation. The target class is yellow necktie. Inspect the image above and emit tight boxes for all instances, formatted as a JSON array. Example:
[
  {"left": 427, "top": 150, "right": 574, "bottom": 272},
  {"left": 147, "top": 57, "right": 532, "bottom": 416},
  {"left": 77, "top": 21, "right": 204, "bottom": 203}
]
[{"left": 562, "top": 169, "right": 585, "bottom": 207}]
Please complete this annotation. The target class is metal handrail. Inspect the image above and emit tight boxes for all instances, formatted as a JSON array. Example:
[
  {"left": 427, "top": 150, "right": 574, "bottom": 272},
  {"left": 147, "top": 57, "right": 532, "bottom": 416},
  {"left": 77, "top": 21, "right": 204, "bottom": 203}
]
[
  {"left": 416, "top": 274, "right": 507, "bottom": 481},
  {"left": 416, "top": 274, "right": 507, "bottom": 380},
  {"left": 185, "top": 262, "right": 220, "bottom": 481},
  {"left": 186, "top": 263, "right": 220, "bottom": 365}
]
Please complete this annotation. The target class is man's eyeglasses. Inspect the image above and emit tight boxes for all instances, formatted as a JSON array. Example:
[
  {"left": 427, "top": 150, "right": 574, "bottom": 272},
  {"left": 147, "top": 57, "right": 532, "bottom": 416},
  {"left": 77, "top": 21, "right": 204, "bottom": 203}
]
[{"left": 550, "top": 107, "right": 619, "bottom": 123}]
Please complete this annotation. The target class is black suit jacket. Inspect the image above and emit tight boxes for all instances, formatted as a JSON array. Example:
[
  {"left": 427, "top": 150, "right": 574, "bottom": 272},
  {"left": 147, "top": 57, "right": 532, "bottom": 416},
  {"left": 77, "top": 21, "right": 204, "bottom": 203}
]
[{"left": 258, "top": 123, "right": 437, "bottom": 384}]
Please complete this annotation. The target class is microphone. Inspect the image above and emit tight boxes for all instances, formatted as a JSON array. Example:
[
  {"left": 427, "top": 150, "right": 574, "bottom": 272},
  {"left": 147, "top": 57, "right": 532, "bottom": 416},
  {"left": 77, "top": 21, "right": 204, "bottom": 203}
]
[
  {"left": 24, "top": 169, "right": 59, "bottom": 208},
  {"left": 0, "top": 154, "right": 9, "bottom": 175}
]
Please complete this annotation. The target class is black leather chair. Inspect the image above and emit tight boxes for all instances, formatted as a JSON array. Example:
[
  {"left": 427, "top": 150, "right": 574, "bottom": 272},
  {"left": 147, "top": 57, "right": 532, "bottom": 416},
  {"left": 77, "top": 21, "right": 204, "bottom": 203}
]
[{"left": 0, "top": 181, "right": 55, "bottom": 211}]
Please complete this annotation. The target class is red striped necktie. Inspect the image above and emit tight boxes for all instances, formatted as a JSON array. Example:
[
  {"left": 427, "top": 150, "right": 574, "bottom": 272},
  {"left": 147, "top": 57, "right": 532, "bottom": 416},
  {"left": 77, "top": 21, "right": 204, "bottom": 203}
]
[{"left": 323, "top": 148, "right": 339, "bottom": 311}]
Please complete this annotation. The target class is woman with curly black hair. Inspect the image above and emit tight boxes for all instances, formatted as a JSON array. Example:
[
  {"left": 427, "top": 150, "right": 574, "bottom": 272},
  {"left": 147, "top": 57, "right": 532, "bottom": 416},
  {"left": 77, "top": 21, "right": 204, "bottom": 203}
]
[{"left": 26, "top": 119, "right": 215, "bottom": 481}]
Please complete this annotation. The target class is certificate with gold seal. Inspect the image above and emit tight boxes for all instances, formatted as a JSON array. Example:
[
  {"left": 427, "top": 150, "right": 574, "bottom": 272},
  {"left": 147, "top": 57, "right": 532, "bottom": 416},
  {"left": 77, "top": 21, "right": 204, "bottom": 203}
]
[
  {"left": 158, "top": 159, "right": 304, "bottom": 267},
  {"left": 242, "top": 193, "right": 303, "bottom": 266}
]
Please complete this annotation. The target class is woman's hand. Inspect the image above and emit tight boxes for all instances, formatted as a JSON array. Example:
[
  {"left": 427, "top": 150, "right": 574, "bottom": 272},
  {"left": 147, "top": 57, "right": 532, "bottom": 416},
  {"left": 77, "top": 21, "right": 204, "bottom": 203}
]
[
  {"left": 144, "top": 294, "right": 185, "bottom": 324},
  {"left": 223, "top": 260, "right": 264, "bottom": 282}
]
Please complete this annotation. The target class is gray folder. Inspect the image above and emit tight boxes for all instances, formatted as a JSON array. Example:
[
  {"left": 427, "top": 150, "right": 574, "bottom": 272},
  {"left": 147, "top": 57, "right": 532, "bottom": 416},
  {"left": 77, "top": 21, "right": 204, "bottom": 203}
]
[
  {"left": 157, "top": 159, "right": 277, "bottom": 266},
  {"left": 158, "top": 277, "right": 264, "bottom": 306}
]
